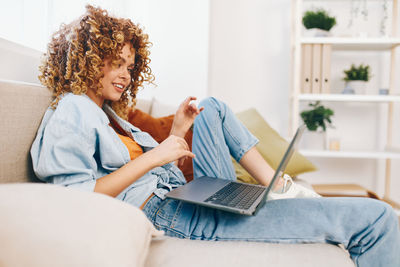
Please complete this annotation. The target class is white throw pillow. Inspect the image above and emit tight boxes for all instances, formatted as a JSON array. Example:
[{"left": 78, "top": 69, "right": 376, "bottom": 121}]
[{"left": 0, "top": 183, "right": 163, "bottom": 267}]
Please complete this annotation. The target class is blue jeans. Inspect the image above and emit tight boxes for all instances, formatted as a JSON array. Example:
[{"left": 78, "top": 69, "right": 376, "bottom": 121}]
[{"left": 143, "top": 97, "right": 400, "bottom": 267}]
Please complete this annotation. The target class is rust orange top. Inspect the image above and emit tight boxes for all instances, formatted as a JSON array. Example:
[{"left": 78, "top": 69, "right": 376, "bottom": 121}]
[
  {"left": 109, "top": 117, "right": 143, "bottom": 161},
  {"left": 115, "top": 132, "right": 143, "bottom": 160}
]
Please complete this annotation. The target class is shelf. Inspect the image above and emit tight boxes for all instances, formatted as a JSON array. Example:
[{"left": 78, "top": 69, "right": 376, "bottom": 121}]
[
  {"left": 303, "top": 0, "right": 394, "bottom": 2},
  {"left": 312, "top": 184, "right": 379, "bottom": 199},
  {"left": 300, "top": 37, "right": 400, "bottom": 50},
  {"left": 298, "top": 94, "right": 400, "bottom": 102},
  {"left": 299, "top": 149, "right": 400, "bottom": 159}
]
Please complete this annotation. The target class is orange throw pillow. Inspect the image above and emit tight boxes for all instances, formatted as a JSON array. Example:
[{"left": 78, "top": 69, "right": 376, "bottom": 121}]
[{"left": 127, "top": 108, "right": 194, "bottom": 182}]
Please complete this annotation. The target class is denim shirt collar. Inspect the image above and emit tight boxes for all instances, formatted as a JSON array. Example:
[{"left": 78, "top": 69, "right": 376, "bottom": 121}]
[
  {"left": 78, "top": 94, "right": 140, "bottom": 134},
  {"left": 102, "top": 104, "right": 141, "bottom": 134},
  {"left": 101, "top": 102, "right": 159, "bottom": 149}
]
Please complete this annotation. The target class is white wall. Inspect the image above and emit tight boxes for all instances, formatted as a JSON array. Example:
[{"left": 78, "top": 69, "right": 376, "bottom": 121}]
[
  {"left": 142, "top": 0, "right": 209, "bottom": 107},
  {"left": 208, "top": 0, "right": 291, "bottom": 134},
  {"left": 0, "top": 37, "right": 41, "bottom": 84},
  {"left": 0, "top": 0, "right": 210, "bottom": 109},
  {"left": 0, "top": 0, "right": 137, "bottom": 52}
]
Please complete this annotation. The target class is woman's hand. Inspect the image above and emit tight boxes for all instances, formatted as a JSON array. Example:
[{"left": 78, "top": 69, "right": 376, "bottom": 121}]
[
  {"left": 148, "top": 135, "right": 195, "bottom": 167},
  {"left": 95, "top": 135, "right": 193, "bottom": 197},
  {"left": 170, "top": 96, "right": 204, "bottom": 138}
]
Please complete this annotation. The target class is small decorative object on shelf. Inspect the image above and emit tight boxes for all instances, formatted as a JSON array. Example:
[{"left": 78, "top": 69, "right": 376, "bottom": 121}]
[
  {"left": 342, "top": 64, "right": 371, "bottom": 95},
  {"left": 379, "top": 88, "right": 389, "bottom": 95},
  {"left": 328, "top": 138, "right": 341, "bottom": 151},
  {"left": 302, "top": 8, "right": 336, "bottom": 37},
  {"left": 300, "top": 101, "right": 334, "bottom": 150}
]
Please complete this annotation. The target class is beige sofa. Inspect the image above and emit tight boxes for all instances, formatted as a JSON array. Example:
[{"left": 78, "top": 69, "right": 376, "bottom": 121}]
[{"left": 0, "top": 79, "right": 355, "bottom": 267}]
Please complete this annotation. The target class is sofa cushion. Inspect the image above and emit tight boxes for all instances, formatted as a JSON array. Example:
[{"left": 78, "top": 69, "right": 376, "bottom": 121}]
[
  {"left": 146, "top": 237, "right": 355, "bottom": 267},
  {"left": 234, "top": 108, "right": 317, "bottom": 184},
  {"left": 0, "top": 183, "right": 163, "bottom": 267},
  {"left": 150, "top": 97, "right": 179, "bottom": 118},
  {"left": 0, "top": 80, "right": 51, "bottom": 183}
]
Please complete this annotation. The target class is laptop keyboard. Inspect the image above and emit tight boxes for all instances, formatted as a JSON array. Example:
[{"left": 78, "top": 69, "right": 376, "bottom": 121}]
[{"left": 205, "top": 182, "right": 265, "bottom": 210}]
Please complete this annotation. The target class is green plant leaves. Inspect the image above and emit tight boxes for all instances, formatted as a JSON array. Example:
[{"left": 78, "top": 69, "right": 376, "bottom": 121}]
[
  {"left": 343, "top": 64, "right": 371, "bottom": 81},
  {"left": 302, "top": 9, "right": 336, "bottom": 31},
  {"left": 300, "top": 101, "right": 334, "bottom": 132}
]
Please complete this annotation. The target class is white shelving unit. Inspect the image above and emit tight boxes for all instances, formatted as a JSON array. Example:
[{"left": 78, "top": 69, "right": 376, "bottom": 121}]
[
  {"left": 299, "top": 94, "right": 400, "bottom": 102},
  {"left": 291, "top": 0, "right": 399, "bottom": 207},
  {"left": 301, "top": 37, "right": 400, "bottom": 50},
  {"left": 300, "top": 150, "right": 400, "bottom": 159}
]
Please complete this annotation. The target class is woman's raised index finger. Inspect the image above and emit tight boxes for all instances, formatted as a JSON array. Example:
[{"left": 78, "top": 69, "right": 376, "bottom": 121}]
[{"left": 183, "top": 96, "right": 197, "bottom": 105}]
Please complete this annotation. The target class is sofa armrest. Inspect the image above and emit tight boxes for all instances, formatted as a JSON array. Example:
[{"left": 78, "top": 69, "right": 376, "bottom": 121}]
[{"left": 0, "top": 183, "right": 162, "bottom": 267}]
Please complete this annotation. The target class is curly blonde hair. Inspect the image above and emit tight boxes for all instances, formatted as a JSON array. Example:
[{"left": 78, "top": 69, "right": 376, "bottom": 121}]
[{"left": 39, "top": 5, "right": 154, "bottom": 119}]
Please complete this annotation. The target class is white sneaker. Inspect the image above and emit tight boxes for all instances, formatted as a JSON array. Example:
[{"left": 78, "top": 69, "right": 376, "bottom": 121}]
[{"left": 268, "top": 174, "right": 321, "bottom": 200}]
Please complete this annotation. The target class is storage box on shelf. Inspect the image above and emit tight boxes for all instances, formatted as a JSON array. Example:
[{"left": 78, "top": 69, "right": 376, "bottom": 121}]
[{"left": 290, "top": 0, "right": 400, "bottom": 207}]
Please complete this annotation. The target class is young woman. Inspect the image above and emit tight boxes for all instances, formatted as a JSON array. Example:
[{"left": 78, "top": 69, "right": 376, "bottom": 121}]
[{"left": 31, "top": 5, "right": 399, "bottom": 267}]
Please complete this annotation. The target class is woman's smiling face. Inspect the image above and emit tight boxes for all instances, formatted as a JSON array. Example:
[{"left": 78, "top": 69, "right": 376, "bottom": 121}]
[{"left": 87, "top": 43, "right": 135, "bottom": 107}]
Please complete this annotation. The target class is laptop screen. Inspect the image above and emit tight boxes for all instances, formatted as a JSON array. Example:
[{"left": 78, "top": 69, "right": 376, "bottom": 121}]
[{"left": 264, "top": 124, "right": 306, "bottom": 195}]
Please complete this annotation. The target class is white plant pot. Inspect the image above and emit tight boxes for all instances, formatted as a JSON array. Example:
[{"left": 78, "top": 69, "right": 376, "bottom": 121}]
[
  {"left": 303, "top": 28, "right": 331, "bottom": 37},
  {"left": 345, "top": 81, "right": 367, "bottom": 95},
  {"left": 300, "top": 130, "right": 327, "bottom": 150}
]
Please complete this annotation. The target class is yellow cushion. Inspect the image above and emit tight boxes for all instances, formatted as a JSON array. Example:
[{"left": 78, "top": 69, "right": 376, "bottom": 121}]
[{"left": 234, "top": 108, "right": 317, "bottom": 184}]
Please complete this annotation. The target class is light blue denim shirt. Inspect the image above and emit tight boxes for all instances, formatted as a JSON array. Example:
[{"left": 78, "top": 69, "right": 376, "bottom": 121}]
[{"left": 30, "top": 93, "right": 186, "bottom": 207}]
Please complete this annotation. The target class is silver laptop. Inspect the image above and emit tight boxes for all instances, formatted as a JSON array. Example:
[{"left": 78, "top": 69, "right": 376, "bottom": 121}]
[{"left": 166, "top": 125, "right": 306, "bottom": 216}]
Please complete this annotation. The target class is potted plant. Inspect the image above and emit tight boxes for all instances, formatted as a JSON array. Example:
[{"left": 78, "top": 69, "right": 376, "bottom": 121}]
[
  {"left": 302, "top": 9, "right": 337, "bottom": 37},
  {"left": 342, "top": 64, "right": 371, "bottom": 94},
  {"left": 300, "top": 101, "right": 334, "bottom": 150}
]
